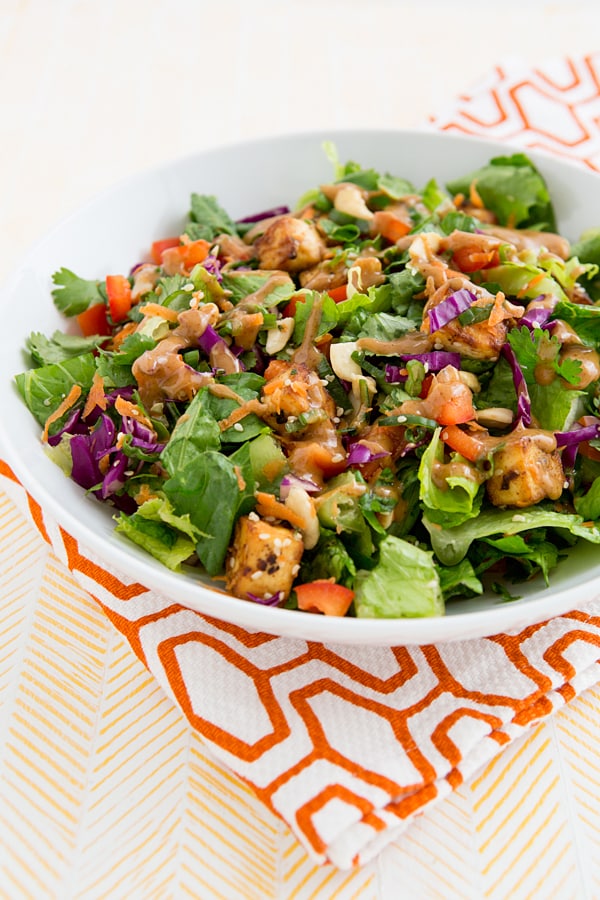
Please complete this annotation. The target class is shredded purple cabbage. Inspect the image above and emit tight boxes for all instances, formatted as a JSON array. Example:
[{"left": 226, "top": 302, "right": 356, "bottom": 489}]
[
  {"left": 279, "top": 474, "right": 320, "bottom": 499},
  {"left": 501, "top": 344, "right": 531, "bottom": 427},
  {"left": 428, "top": 289, "right": 477, "bottom": 333},
  {"left": 520, "top": 306, "right": 553, "bottom": 330},
  {"left": 555, "top": 421, "right": 600, "bottom": 447},
  {"left": 201, "top": 255, "right": 222, "bottom": 282},
  {"left": 99, "top": 451, "right": 128, "bottom": 499},
  {"left": 47, "top": 408, "right": 88, "bottom": 446},
  {"left": 347, "top": 442, "right": 388, "bottom": 466},
  {"left": 384, "top": 364, "right": 406, "bottom": 384},
  {"left": 198, "top": 324, "right": 225, "bottom": 354},
  {"left": 246, "top": 591, "right": 283, "bottom": 606},
  {"left": 237, "top": 206, "right": 289, "bottom": 225},
  {"left": 70, "top": 414, "right": 116, "bottom": 491}
]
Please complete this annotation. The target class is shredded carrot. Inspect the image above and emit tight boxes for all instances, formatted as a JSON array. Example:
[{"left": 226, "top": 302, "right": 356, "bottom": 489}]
[
  {"left": 82, "top": 371, "right": 107, "bottom": 419},
  {"left": 233, "top": 465, "right": 246, "bottom": 491},
  {"left": 290, "top": 381, "right": 309, "bottom": 398},
  {"left": 263, "top": 378, "right": 283, "bottom": 396},
  {"left": 110, "top": 321, "right": 137, "bottom": 350},
  {"left": 138, "top": 303, "right": 179, "bottom": 322},
  {"left": 469, "top": 180, "right": 484, "bottom": 209},
  {"left": 218, "top": 398, "right": 265, "bottom": 431},
  {"left": 517, "top": 272, "right": 546, "bottom": 299},
  {"left": 134, "top": 483, "right": 159, "bottom": 505},
  {"left": 453, "top": 192, "right": 465, "bottom": 208},
  {"left": 41, "top": 384, "right": 82, "bottom": 443},
  {"left": 255, "top": 491, "right": 306, "bottom": 530},
  {"left": 487, "top": 292, "right": 508, "bottom": 328},
  {"left": 115, "top": 395, "right": 154, "bottom": 429}
]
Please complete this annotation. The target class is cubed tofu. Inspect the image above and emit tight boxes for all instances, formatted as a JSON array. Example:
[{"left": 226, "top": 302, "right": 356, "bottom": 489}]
[
  {"left": 225, "top": 515, "right": 304, "bottom": 602},
  {"left": 486, "top": 434, "right": 565, "bottom": 508},
  {"left": 254, "top": 216, "right": 324, "bottom": 273}
]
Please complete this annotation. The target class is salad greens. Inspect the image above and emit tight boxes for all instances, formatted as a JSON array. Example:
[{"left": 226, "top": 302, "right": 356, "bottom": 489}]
[{"left": 14, "top": 145, "right": 600, "bottom": 619}]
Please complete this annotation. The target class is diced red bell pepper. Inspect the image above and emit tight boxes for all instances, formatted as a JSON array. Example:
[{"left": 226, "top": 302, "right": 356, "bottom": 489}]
[
  {"left": 77, "top": 302, "right": 111, "bottom": 337},
  {"left": 441, "top": 424, "right": 487, "bottom": 462},
  {"left": 151, "top": 237, "right": 181, "bottom": 265},
  {"left": 105, "top": 274, "right": 133, "bottom": 323},
  {"left": 327, "top": 284, "right": 348, "bottom": 302},
  {"left": 295, "top": 580, "right": 355, "bottom": 616}
]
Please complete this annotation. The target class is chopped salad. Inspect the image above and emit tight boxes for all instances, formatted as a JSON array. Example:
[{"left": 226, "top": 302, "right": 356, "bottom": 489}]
[{"left": 15, "top": 144, "right": 600, "bottom": 618}]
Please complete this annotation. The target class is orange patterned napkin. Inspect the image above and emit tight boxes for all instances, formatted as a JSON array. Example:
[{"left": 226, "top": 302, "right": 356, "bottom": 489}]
[{"left": 4, "top": 54, "right": 600, "bottom": 870}]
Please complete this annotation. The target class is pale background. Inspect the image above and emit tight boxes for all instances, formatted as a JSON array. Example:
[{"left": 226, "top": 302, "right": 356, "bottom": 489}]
[
  {"left": 2, "top": 1, "right": 600, "bottom": 898},
  {"left": 3, "top": 0, "right": 600, "bottom": 283}
]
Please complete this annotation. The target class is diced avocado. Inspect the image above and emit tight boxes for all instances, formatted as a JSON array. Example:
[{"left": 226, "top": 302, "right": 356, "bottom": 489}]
[
  {"left": 248, "top": 433, "right": 287, "bottom": 489},
  {"left": 316, "top": 471, "right": 366, "bottom": 534}
]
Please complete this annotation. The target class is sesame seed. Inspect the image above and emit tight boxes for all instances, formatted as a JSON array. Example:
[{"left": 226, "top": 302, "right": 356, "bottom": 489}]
[
  {"left": 43, "top": 398, "right": 52, "bottom": 406},
  {"left": 258, "top": 533, "right": 270, "bottom": 540},
  {"left": 331, "top": 453, "right": 344, "bottom": 463},
  {"left": 320, "top": 378, "right": 328, "bottom": 386},
  {"left": 281, "top": 538, "right": 292, "bottom": 548},
  {"left": 287, "top": 415, "right": 297, "bottom": 423},
  {"left": 248, "top": 512, "right": 259, "bottom": 522},
  {"left": 291, "top": 564, "right": 300, "bottom": 575},
  {"left": 273, "top": 538, "right": 282, "bottom": 551},
  {"left": 336, "top": 407, "right": 344, "bottom": 417},
  {"left": 325, "top": 374, "right": 335, "bottom": 383},
  {"left": 264, "top": 592, "right": 273, "bottom": 600},
  {"left": 511, "top": 514, "right": 526, "bottom": 522},
  {"left": 250, "top": 570, "right": 262, "bottom": 581},
  {"left": 233, "top": 422, "right": 244, "bottom": 432},
  {"left": 182, "top": 282, "right": 195, "bottom": 291},
  {"left": 333, "top": 417, "right": 340, "bottom": 424},
  {"left": 229, "top": 557, "right": 236, "bottom": 568}
]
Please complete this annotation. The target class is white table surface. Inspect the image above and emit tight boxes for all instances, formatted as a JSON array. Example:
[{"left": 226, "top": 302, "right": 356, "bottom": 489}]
[{"left": 2, "top": 2, "right": 600, "bottom": 898}]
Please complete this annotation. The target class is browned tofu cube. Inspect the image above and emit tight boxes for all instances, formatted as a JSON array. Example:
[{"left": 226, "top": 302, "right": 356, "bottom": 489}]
[
  {"left": 486, "top": 434, "right": 565, "bottom": 508},
  {"left": 225, "top": 515, "right": 304, "bottom": 602}
]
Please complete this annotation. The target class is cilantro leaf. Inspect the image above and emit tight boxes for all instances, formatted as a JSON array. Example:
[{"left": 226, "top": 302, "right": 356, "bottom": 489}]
[
  {"left": 507, "top": 325, "right": 582, "bottom": 386},
  {"left": 51, "top": 268, "right": 106, "bottom": 316},
  {"left": 26, "top": 331, "right": 106, "bottom": 366},
  {"left": 186, "top": 194, "right": 238, "bottom": 241}
]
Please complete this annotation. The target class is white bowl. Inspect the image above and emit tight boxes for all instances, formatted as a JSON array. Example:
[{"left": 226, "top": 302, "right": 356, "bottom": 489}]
[{"left": 1, "top": 129, "right": 599, "bottom": 645}]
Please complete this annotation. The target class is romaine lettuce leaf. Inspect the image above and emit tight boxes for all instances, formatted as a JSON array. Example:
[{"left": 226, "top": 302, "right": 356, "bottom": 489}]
[
  {"left": 115, "top": 495, "right": 206, "bottom": 571},
  {"left": 574, "top": 476, "right": 600, "bottom": 521},
  {"left": 419, "top": 428, "right": 483, "bottom": 527},
  {"left": 423, "top": 505, "right": 600, "bottom": 566},
  {"left": 446, "top": 153, "right": 556, "bottom": 230},
  {"left": 551, "top": 300, "right": 600, "bottom": 348},
  {"left": 437, "top": 558, "right": 483, "bottom": 600},
  {"left": 354, "top": 534, "right": 444, "bottom": 617}
]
